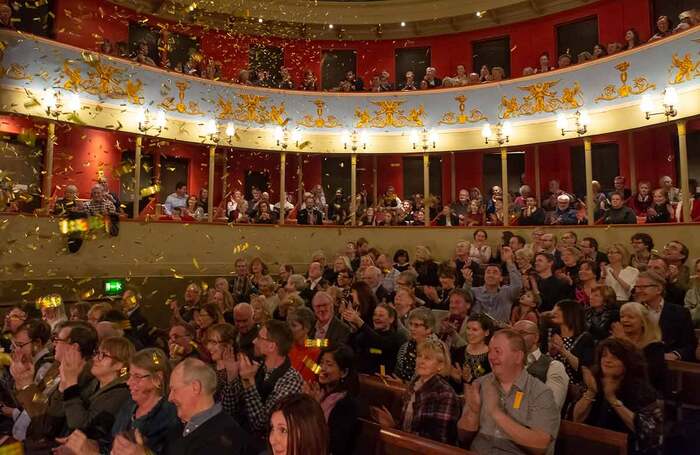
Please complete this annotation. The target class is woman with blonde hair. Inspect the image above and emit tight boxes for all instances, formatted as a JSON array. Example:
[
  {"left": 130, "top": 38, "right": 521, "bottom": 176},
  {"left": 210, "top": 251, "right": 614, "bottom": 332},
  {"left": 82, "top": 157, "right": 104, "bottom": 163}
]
[
  {"left": 372, "top": 338, "right": 461, "bottom": 444},
  {"left": 612, "top": 302, "right": 665, "bottom": 392},
  {"left": 413, "top": 245, "right": 439, "bottom": 287},
  {"left": 603, "top": 243, "right": 639, "bottom": 302}
]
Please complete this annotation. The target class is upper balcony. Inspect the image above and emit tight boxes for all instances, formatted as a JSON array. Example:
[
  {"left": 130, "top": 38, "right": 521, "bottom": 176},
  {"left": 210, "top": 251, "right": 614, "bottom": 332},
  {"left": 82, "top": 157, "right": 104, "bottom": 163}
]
[{"left": 0, "top": 25, "right": 699, "bottom": 154}]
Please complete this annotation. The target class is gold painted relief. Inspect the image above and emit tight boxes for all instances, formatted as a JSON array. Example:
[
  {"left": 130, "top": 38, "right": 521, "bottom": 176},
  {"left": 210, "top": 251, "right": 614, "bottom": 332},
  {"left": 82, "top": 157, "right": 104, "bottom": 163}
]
[
  {"left": 439, "top": 95, "right": 487, "bottom": 124},
  {"left": 595, "top": 62, "right": 655, "bottom": 102},
  {"left": 216, "top": 94, "right": 289, "bottom": 125},
  {"left": 499, "top": 80, "right": 583, "bottom": 119},
  {"left": 0, "top": 63, "right": 32, "bottom": 81},
  {"left": 297, "top": 100, "right": 342, "bottom": 128},
  {"left": 354, "top": 100, "right": 425, "bottom": 128},
  {"left": 669, "top": 53, "right": 700, "bottom": 84},
  {"left": 160, "top": 81, "right": 203, "bottom": 115},
  {"left": 60, "top": 56, "right": 144, "bottom": 104}
]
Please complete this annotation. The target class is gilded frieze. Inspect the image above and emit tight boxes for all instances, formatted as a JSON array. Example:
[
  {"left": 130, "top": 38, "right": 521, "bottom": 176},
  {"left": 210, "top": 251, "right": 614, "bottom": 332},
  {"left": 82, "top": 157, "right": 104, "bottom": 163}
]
[
  {"left": 297, "top": 100, "right": 342, "bottom": 128},
  {"left": 669, "top": 53, "right": 700, "bottom": 84},
  {"left": 354, "top": 100, "right": 425, "bottom": 128},
  {"left": 499, "top": 80, "right": 583, "bottom": 119},
  {"left": 439, "top": 95, "right": 487, "bottom": 124},
  {"left": 594, "top": 62, "right": 655, "bottom": 102}
]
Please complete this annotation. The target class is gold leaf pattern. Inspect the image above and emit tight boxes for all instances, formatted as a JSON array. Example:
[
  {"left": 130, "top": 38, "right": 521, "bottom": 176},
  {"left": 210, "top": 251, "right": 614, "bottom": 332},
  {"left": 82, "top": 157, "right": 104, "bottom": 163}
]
[
  {"left": 594, "top": 62, "right": 655, "bottom": 102},
  {"left": 499, "top": 80, "right": 583, "bottom": 118},
  {"left": 439, "top": 95, "right": 487, "bottom": 124},
  {"left": 669, "top": 53, "right": 700, "bottom": 84},
  {"left": 297, "top": 100, "right": 342, "bottom": 128},
  {"left": 354, "top": 100, "right": 425, "bottom": 128}
]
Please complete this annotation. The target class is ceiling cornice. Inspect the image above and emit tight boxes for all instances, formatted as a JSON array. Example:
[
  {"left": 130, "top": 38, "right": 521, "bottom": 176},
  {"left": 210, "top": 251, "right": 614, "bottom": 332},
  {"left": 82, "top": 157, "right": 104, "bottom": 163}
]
[{"left": 109, "top": 0, "right": 598, "bottom": 40}]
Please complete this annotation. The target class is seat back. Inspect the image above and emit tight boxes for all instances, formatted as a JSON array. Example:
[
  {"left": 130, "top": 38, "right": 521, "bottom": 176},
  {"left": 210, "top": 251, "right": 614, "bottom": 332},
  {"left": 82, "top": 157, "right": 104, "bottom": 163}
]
[
  {"left": 359, "top": 374, "right": 407, "bottom": 420},
  {"left": 356, "top": 417, "right": 382, "bottom": 455},
  {"left": 666, "top": 360, "right": 700, "bottom": 408},
  {"left": 379, "top": 428, "right": 473, "bottom": 455},
  {"left": 555, "top": 420, "right": 627, "bottom": 455}
]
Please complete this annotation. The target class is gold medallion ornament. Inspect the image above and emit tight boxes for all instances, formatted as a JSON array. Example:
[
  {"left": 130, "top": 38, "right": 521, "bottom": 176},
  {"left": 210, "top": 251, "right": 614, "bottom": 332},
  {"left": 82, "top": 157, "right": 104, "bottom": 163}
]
[
  {"left": 61, "top": 55, "right": 144, "bottom": 104},
  {"left": 439, "top": 95, "right": 487, "bottom": 124},
  {"left": 216, "top": 94, "right": 289, "bottom": 125},
  {"left": 297, "top": 100, "right": 342, "bottom": 128},
  {"left": 595, "top": 62, "right": 655, "bottom": 102},
  {"left": 499, "top": 80, "right": 583, "bottom": 118},
  {"left": 354, "top": 100, "right": 425, "bottom": 128},
  {"left": 669, "top": 53, "right": 700, "bottom": 84},
  {"left": 160, "top": 81, "right": 203, "bottom": 115}
]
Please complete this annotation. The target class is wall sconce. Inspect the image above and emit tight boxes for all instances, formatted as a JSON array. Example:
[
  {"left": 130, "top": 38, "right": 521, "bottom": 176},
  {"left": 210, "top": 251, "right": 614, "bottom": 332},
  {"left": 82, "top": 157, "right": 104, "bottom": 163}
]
[
  {"left": 481, "top": 121, "right": 512, "bottom": 145},
  {"left": 557, "top": 110, "right": 590, "bottom": 136},
  {"left": 342, "top": 130, "right": 368, "bottom": 152},
  {"left": 44, "top": 90, "right": 81, "bottom": 117},
  {"left": 136, "top": 108, "right": 166, "bottom": 134},
  {"left": 409, "top": 129, "right": 438, "bottom": 151},
  {"left": 274, "top": 126, "right": 302, "bottom": 149},
  {"left": 640, "top": 87, "right": 678, "bottom": 121},
  {"left": 204, "top": 119, "right": 219, "bottom": 142}
]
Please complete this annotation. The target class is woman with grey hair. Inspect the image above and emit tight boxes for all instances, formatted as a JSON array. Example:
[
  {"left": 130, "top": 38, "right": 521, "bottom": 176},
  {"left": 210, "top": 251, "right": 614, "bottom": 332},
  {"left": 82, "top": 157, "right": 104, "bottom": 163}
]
[{"left": 394, "top": 308, "right": 437, "bottom": 381}]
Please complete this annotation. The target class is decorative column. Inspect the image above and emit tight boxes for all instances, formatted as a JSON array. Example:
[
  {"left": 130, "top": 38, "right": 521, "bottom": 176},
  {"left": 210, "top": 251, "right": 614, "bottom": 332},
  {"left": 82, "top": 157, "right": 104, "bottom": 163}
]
[
  {"left": 627, "top": 132, "right": 637, "bottom": 192},
  {"left": 677, "top": 120, "right": 691, "bottom": 222},
  {"left": 279, "top": 152, "right": 286, "bottom": 225},
  {"left": 207, "top": 145, "right": 215, "bottom": 222},
  {"left": 584, "top": 137, "right": 595, "bottom": 225},
  {"left": 42, "top": 121, "right": 56, "bottom": 208},
  {"left": 450, "top": 152, "right": 456, "bottom": 201},
  {"left": 534, "top": 145, "right": 541, "bottom": 204},
  {"left": 350, "top": 154, "right": 357, "bottom": 226},
  {"left": 132, "top": 135, "right": 142, "bottom": 219},
  {"left": 501, "top": 147, "right": 509, "bottom": 226},
  {"left": 423, "top": 153, "right": 430, "bottom": 226}
]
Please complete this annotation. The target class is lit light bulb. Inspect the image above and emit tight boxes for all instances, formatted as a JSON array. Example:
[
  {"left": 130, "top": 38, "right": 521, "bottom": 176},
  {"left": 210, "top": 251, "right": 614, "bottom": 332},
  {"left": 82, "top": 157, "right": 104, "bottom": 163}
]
[
  {"left": 341, "top": 130, "right": 350, "bottom": 146},
  {"left": 291, "top": 129, "right": 302, "bottom": 144},
  {"left": 136, "top": 108, "right": 147, "bottom": 126},
  {"left": 400, "top": 21, "right": 406, "bottom": 27},
  {"left": 328, "top": 24, "right": 334, "bottom": 29},
  {"left": 556, "top": 113, "right": 568, "bottom": 130},
  {"left": 65, "top": 92, "right": 80, "bottom": 112},
  {"left": 273, "top": 126, "right": 284, "bottom": 142},
  {"left": 359, "top": 131, "right": 369, "bottom": 146},
  {"left": 579, "top": 110, "right": 591, "bottom": 127},
  {"left": 155, "top": 110, "right": 166, "bottom": 129},
  {"left": 428, "top": 129, "right": 438, "bottom": 145},
  {"left": 409, "top": 129, "right": 420, "bottom": 145},
  {"left": 501, "top": 121, "right": 513, "bottom": 137},
  {"left": 44, "top": 89, "right": 57, "bottom": 110},
  {"left": 205, "top": 119, "right": 218, "bottom": 136},
  {"left": 225, "top": 122, "right": 235, "bottom": 137},
  {"left": 640, "top": 94, "right": 654, "bottom": 113},
  {"left": 258, "top": 17, "right": 263, "bottom": 23},
  {"left": 481, "top": 123, "right": 492, "bottom": 139},
  {"left": 663, "top": 86, "right": 678, "bottom": 107}
]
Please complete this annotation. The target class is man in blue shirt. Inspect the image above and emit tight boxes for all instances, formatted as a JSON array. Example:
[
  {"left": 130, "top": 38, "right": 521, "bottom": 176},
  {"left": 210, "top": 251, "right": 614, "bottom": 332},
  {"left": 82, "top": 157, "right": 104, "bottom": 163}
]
[{"left": 164, "top": 182, "right": 188, "bottom": 215}]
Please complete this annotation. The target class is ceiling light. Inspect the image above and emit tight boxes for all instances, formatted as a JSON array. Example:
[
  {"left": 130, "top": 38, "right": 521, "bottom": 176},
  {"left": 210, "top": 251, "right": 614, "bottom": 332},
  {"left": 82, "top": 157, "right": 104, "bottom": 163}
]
[
  {"left": 328, "top": 24, "right": 334, "bottom": 29},
  {"left": 258, "top": 18, "right": 263, "bottom": 23},
  {"left": 400, "top": 21, "right": 406, "bottom": 27},
  {"left": 476, "top": 10, "right": 486, "bottom": 18}
]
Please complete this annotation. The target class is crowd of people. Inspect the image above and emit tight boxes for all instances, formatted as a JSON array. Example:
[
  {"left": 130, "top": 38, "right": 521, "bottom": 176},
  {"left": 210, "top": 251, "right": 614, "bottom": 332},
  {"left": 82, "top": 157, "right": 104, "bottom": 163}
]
[
  {"left": 133, "top": 173, "right": 699, "bottom": 226},
  {"left": 1, "top": 227, "right": 698, "bottom": 454}
]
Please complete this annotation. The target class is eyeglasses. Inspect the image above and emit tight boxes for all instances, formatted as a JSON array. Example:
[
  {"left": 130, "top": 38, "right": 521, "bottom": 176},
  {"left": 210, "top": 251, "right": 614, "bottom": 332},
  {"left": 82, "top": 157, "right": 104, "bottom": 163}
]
[
  {"left": 51, "top": 335, "right": 71, "bottom": 344},
  {"left": 11, "top": 340, "right": 32, "bottom": 349},
  {"left": 634, "top": 284, "right": 660, "bottom": 289},
  {"left": 94, "top": 350, "right": 115, "bottom": 361},
  {"left": 129, "top": 372, "right": 152, "bottom": 381}
]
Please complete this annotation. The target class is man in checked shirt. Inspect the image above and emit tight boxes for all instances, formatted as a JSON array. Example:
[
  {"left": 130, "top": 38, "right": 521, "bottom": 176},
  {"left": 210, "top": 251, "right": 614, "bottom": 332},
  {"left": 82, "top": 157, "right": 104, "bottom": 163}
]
[{"left": 236, "top": 320, "right": 303, "bottom": 444}]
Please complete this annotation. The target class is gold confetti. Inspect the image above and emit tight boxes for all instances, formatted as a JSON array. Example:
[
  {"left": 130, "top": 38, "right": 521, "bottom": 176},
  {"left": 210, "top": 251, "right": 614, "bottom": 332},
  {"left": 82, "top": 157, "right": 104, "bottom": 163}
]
[
  {"left": 20, "top": 283, "right": 33, "bottom": 296},
  {"left": 140, "top": 184, "right": 161, "bottom": 197},
  {"left": 302, "top": 356, "right": 321, "bottom": 375},
  {"left": 192, "top": 257, "right": 200, "bottom": 270},
  {"left": 305, "top": 339, "right": 329, "bottom": 348},
  {"left": 80, "top": 288, "right": 95, "bottom": 299},
  {"left": 36, "top": 294, "right": 62, "bottom": 309}
]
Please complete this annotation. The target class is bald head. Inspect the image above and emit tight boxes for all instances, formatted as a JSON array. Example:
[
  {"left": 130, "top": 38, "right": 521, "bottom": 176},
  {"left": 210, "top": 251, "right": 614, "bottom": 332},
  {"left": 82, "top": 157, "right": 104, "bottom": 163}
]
[
  {"left": 233, "top": 302, "right": 254, "bottom": 333},
  {"left": 174, "top": 358, "right": 217, "bottom": 395},
  {"left": 512, "top": 320, "right": 540, "bottom": 352},
  {"left": 169, "top": 358, "right": 217, "bottom": 422}
]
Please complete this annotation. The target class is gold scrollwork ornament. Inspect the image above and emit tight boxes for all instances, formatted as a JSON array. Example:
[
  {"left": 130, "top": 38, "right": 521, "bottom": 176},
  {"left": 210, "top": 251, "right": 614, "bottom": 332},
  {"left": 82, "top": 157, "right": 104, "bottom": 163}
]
[
  {"left": 160, "top": 81, "right": 203, "bottom": 115},
  {"left": 499, "top": 80, "right": 583, "bottom": 119},
  {"left": 298, "top": 100, "right": 342, "bottom": 128},
  {"left": 669, "top": 53, "right": 700, "bottom": 84},
  {"left": 354, "top": 100, "right": 425, "bottom": 128},
  {"left": 439, "top": 95, "right": 487, "bottom": 124},
  {"left": 594, "top": 61, "right": 655, "bottom": 102}
]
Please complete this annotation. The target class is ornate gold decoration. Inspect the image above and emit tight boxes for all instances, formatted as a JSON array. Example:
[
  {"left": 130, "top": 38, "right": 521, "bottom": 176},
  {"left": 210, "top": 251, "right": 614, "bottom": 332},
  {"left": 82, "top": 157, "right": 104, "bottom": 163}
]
[
  {"left": 499, "top": 80, "right": 584, "bottom": 119},
  {"left": 60, "top": 57, "right": 144, "bottom": 104},
  {"left": 160, "top": 81, "right": 202, "bottom": 115},
  {"left": 439, "top": 95, "right": 487, "bottom": 124},
  {"left": 595, "top": 62, "right": 655, "bottom": 102},
  {"left": 669, "top": 53, "right": 700, "bottom": 84},
  {"left": 216, "top": 94, "right": 288, "bottom": 125},
  {"left": 297, "top": 100, "right": 342, "bottom": 128},
  {"left": 354, "top": 100, "right": 425, "bottom": 128},
  {"left": 0, "top": 63, "right": 32, "bottom": 81}
]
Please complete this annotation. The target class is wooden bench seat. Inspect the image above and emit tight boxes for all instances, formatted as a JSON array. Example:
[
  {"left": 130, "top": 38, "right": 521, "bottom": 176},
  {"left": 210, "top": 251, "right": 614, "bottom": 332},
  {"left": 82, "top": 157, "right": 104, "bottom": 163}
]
[
  {"left": 555, "top": 420, "right": 628, "bottom": 455},
  {"left": 359, "top": 374, "right": 408, "bottom": 420}
]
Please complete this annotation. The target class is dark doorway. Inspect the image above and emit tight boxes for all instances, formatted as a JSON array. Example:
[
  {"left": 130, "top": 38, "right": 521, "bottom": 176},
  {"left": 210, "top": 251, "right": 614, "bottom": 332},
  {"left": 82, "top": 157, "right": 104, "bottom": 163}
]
[
  {"left": 402, "top": 156, "right": 442, "bottom": 200},
  {"left": 245, "top": 171, "right": 270, "bottom": 200},
  {"left": 482, "top": 151, "right": 526, "bottom": 195},
  {"left": 472, "top": 37, "right": 510, "bottom": 78},
  {"left": 556, "top": 16, "right": 598, "bottom": 61},
  {"left": 164, "top": 32, "right": 199, "bottom": 71},
  {"left": 321, "top": 50, "right": 357, "bottom": 90},
  {"left": 159, "top": 157, "right": 189, "bottom": 201},
  {"left": 0, "top": 131, "right": 45, "bottom": 213},
  {"left": 395, "top": 47, "right": 431, "bottom": 88},
  {"left": 570, "top": 143, "right": 620, "bottom": 198},
  {"left": 249, "top": 45, "right": 284, "bottom": 83},
  {"left": 322, "top": 156, "right": 351, "bottom": 198},
  {"left": 128, "top": 22, "right": 161, "bottom": 64},
  {"left": 11, "top": 0, "right": 55, "bottom": 37},
  {"left": 119, "top": 151, "right": 154, "bottom": 217}
]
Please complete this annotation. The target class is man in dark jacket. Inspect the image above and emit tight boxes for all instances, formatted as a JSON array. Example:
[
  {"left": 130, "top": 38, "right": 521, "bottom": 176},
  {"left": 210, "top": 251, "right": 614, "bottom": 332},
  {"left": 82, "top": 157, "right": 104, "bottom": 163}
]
[
  {"left": 599, "top": 192, "right": 637, "bottom": 224},
  {"left": 312, "top": 292, "right": 351, "bottom": 347},
  {"left": 635, "top": 271, "right": 697, "bottom": 361},
  {"left": 297, "top": 195, "right": 323, "bottom": 225},
  {"left": 548, "top": 194, "right": 579, "bottom": 225}
]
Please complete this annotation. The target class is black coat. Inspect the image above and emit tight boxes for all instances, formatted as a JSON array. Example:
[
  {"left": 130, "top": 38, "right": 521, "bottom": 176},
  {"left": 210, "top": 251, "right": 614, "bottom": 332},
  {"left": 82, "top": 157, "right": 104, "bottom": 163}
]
[
  {"left": 659, "top": 301, "right": 697, "bottom": 361},
  {"left": 323, "top": 317, "right": 351, "bottom": 348},
  {"left": 163, "top": 410, "right": 248, "bottom": 455},
  {"left": 297, "top": 208, "right": 323, "bottom": 225},
  {"left": 351, "top": 324, "right": 407, "bottom": 375}
]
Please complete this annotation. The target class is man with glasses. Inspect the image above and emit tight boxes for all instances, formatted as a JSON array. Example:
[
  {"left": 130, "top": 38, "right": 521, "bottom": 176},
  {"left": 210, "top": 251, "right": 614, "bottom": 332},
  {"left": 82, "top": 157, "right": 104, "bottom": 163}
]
[
  {"left": 647, "top": 256, "right": 686, "bottom": 306},
  {"left": 1, "top": 304, "right": 34, "bottom": 352},
  {"left": 634, "top": 271, "right": 696, "bottom": 361},
  {"left": 236, "top": 320, "right": 303, "bottom": 440},
  {"left": 312, "top": 291, "right": 350, "bottom": 348},
  {"left": 512, "top": 320, "right": 568, "bottom": 410},
  {"left": 233, "top": 303, "right": 258, "bottom": 359},
  {"left": 168, "top": 323, "right": 201, "bottom": 363},
  {"left": 13, "top": 321, "right": 98, "bottom": 449}
]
